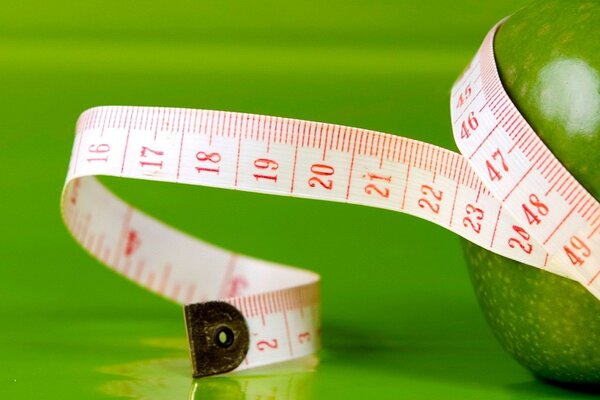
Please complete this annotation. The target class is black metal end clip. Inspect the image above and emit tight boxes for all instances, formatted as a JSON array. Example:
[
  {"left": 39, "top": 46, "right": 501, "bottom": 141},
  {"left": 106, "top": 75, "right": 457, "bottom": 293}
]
[{"left": 184, "top": 301, "right": 250, "bottom": 378}]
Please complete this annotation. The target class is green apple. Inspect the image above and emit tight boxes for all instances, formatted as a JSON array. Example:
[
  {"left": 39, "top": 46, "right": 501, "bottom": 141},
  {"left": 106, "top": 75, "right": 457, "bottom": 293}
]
[{"left": 462, "top": 0, "right": 600, "bottom": 384}]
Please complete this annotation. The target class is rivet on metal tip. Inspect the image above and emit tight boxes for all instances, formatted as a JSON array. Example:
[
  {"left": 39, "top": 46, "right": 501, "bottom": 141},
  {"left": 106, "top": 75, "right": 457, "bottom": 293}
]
[{"left": 184, "top": 301, "right": 250, "bottom": 378}]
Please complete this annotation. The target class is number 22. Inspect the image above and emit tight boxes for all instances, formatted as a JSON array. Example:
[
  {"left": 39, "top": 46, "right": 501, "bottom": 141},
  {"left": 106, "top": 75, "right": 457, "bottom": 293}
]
[{"left": 418, "top": 185, "right": 443, "bottom": 214}]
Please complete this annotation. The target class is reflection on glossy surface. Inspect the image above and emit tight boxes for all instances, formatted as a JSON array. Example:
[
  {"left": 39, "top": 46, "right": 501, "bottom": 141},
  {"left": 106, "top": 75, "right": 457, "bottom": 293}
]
[
  {"left": 99, "top": 338, "right": 316, "bottom": 400},
  {"left": 536, "top": 58, "right": 600, "bottom": 136},
  {"left": 100, "top": 357, "right": 190, "bottom": 399},
  {"left": 190, "top": 357, "right": 317, "bottom": 400}
]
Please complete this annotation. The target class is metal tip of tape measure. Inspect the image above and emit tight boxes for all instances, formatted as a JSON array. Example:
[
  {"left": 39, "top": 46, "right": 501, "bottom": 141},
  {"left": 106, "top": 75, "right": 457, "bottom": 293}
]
[{"left": 184, "top": 301, "right": 250, "bottom": 378}]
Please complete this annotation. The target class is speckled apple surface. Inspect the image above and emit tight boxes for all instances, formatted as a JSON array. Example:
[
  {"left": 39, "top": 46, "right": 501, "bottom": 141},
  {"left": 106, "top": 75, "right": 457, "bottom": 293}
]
[{"left": 463, "top": 0, "right": 600, "bottom": 384}]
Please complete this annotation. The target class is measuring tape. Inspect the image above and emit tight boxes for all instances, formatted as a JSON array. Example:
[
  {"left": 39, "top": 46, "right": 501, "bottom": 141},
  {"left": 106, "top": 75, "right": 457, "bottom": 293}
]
[{"left": 61, "top": 20, "right": 600, "bottom": 378}]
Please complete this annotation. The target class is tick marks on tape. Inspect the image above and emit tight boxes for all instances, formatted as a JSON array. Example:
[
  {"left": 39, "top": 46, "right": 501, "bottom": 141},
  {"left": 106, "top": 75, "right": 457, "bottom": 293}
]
[{"left": 61, "top": 21, "right": 600, "bottom": 378}]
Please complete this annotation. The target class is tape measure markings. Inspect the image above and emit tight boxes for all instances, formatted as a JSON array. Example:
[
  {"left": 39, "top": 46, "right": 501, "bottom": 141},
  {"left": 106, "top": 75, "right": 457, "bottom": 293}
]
[
  {"left": 65, "top": 204, "right": 319, "bottom": 370},
  {"left": 61, "top": 103, "right": 554, "bottom": 372},
  {"left": 67, "top": 103, "right": 562, "bottom": 271},
  {"left": 451, "top": 25, "right": 600, "bottom": 293},
  {"left": 62, "top": 21, "right": 600, "bottom": 376},
  {"left": 66, "top": 157, "right": 318, "bottom": 372}
]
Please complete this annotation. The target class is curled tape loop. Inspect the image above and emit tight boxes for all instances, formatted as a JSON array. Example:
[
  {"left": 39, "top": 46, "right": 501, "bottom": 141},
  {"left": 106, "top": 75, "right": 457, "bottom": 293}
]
[{"left": 61, "top": 21, "right": 600, "bottom": 375}]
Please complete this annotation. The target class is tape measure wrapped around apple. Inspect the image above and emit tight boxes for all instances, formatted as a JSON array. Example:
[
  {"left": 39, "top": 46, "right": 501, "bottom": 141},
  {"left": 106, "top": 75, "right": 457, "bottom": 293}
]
[
  {"left": 60, "top": 0, "right": 600, "bottom": 384},
  {"left": 461, "top": 0, "right": 600, "bottom": 384}
]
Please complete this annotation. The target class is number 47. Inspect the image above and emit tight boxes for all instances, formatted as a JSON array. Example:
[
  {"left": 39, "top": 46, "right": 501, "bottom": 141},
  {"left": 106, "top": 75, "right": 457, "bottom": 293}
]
[{"left": 486, "top": 148, "right": 509, "bottom": 181}]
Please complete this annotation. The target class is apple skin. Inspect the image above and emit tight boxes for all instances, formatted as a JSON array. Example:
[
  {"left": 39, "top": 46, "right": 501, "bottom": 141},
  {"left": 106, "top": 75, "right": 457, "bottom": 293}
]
[{"left": 462, "top": 0, "right": 600, "bottom": 384}]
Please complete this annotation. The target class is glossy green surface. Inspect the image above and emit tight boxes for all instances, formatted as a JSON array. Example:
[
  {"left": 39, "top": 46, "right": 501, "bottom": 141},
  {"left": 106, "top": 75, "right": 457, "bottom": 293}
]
[
  {"left": 463, "top": 0, "right": 600, "bottom": 384},
  {"left": 3, "top": 0, "right": 600, "bottom": 398}
]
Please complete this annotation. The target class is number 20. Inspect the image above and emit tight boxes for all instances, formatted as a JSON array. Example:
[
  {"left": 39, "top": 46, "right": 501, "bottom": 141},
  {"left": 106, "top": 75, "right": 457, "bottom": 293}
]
[{"left": 308, "top": 164, "right": 334, "bottom": 190}]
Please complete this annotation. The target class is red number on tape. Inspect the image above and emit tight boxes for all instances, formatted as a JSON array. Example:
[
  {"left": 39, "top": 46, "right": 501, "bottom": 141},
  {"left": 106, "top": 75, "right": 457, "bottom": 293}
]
[
  {"left": 418, "top": 184, "right": 443, "bottom": 214},
  {"left": 257, "top": 339, "right": 279, "bottom": 351},
  {"left": 564, "top": 235, "right": 592, "bottom": 266},
  {"left": 308, "top": 163, "right": 334, "bottom": 190},
  {"left": 195, "top": 151, "right": 221, "bottom": 174},
  {"left": 463, "top": 203, "right": 484, "bottom": 233}
]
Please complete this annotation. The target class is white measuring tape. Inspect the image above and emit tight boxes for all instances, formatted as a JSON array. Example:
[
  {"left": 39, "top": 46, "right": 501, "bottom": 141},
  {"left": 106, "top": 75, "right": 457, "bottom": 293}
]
[{"left": 61, "top": 21, "right": 600, "bottom": 377}]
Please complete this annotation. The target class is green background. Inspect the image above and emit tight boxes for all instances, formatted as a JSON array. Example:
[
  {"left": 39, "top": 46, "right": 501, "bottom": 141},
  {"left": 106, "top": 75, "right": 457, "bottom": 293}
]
[{"left": 2, "top": 0, "right": 597, "bottom": 398}]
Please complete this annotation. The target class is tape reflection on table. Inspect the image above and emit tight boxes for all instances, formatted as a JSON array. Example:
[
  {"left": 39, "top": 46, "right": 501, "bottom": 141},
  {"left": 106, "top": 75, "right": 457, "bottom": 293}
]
[{"left": 98, "top": 337, "right": 317, "bottom": 400}]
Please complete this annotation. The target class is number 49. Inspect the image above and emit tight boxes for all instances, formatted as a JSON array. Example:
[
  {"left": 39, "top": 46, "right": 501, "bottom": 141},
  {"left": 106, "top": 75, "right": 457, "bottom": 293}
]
[{"left": 564, "top": 236, "right": 591, "bottom": 266}]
